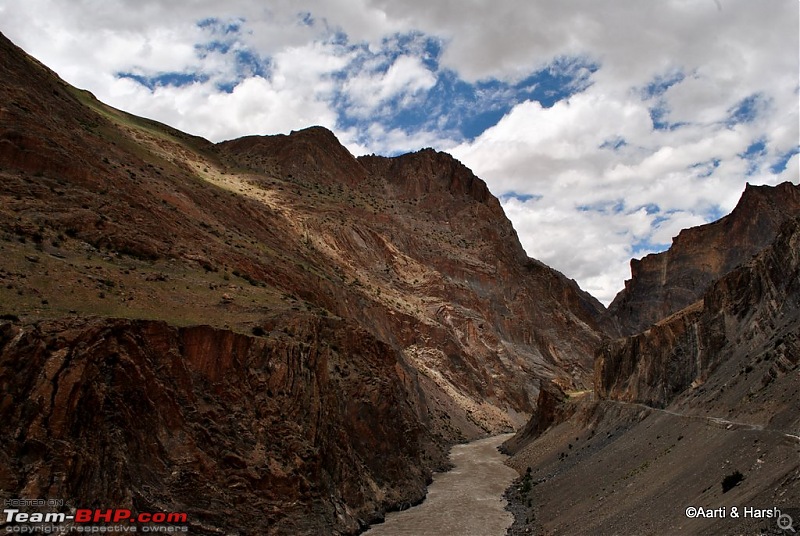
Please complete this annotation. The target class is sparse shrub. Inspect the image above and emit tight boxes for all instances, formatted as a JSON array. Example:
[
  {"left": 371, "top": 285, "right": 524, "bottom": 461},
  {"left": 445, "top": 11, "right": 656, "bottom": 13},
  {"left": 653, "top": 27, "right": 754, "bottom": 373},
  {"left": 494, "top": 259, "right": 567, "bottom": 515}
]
[
  {"left": 251, "top": 326, "right": 266, "bottom": 337},
  {"left": 520, "top": 467, "right": 533, "bottom": 495},
  {"left": 722, "top": 470, "right": 744, "bottom": 493}
]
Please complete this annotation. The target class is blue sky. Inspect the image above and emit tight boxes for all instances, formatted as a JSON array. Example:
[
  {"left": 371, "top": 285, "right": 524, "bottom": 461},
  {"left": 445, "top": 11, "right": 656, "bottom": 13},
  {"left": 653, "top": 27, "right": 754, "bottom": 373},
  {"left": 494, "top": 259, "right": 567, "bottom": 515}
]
[
  {"left": 1, "top": 0, "right": 797, "bottom": 303},
  {"left": 109, "top": 17, "right": 599, "bottom": 149}
]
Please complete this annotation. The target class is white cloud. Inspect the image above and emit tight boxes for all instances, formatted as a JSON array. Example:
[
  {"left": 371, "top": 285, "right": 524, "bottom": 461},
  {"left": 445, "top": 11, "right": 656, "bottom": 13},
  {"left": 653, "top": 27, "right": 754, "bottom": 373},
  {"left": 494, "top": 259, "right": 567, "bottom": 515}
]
[
  {"left": 450, "top": 11, "right": 798, "bottom": 304},
  {"left": 341, "top": 123, "right": 460, "bottom": 157},
  {"left": 0, "top": 0, "right": 797, "bottom": 305},
  {"left": 344, "top": 55, "right": 437, "bottom": 117},
  {"left": 100, "top": 41, "right": 349, "bottom": 141}
]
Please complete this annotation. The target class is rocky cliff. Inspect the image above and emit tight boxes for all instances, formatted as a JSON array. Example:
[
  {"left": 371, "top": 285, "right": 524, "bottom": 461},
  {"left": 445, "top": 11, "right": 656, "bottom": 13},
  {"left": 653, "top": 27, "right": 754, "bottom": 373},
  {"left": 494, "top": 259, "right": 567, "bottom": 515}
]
[
  {"left": 0, "top": 315, "right": 445, "bottom": 534},
  {"left": 596, "top": 215, "right": 800, "bottom": 409},
  {"left": 499, "top": 381, "right": 574, "bottom": 456},
  {"left": 607, "top": 182, "right": 800, "bottom": 335},
  {"left": 0, "top": 30, "right": 606, "bottom": 533},
  {"left": 503, "top": 215, "right": 800, "bottom": 535},
  {"left": 215, "top": 125, "right": 607, "bottom": 426}
]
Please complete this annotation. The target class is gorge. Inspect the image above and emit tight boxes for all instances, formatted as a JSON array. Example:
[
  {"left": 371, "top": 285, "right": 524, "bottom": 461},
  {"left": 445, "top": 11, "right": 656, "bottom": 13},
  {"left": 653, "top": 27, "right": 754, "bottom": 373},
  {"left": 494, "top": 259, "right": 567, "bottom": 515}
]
[{"left": 0, "top": 29, "right": 798, "bottom": 535}]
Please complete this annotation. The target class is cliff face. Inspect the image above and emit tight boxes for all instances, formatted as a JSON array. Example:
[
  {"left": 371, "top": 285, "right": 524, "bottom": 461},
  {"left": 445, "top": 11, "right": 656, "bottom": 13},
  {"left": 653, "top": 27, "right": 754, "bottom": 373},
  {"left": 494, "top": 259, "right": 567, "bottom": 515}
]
[
  {"left": 216, "top": 128, "right": 606, "bottom": 427},
  {"left": 596, "top": 215, "right": 800, "bottom": 409},
  {"left": 0, "top": 30, "right": 606, "bottom": 533},
  {"left": 503, "top": 215, "right": 800, "bottom": 535},
  {"left": 607, "top": 182, "right": 800, "bottom": 335},
  {"left": 503, "top": 183, "right": 800, "bottom": 535},
  {"left": 499, "top": 381, "right": 573, "bottom": 455},
  {"left": 0, "top": 315, "right": 443, "bottom": 535}
]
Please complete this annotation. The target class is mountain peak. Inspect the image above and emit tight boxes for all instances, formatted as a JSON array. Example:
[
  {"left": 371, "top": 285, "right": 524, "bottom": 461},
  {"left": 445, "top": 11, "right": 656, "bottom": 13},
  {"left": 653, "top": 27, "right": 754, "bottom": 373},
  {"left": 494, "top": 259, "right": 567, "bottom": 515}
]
[
  {"left": 607, "top": 181, "right": 800, "bottom": 335},
  {"left": 217, "top": 125, "right": 368, "bottom": 186},
  {"left": 287, "top": 124, "right": 342, "bottom": 144},
  {"left": 358, "top": 148, "right": 496, "bottom": 206}
]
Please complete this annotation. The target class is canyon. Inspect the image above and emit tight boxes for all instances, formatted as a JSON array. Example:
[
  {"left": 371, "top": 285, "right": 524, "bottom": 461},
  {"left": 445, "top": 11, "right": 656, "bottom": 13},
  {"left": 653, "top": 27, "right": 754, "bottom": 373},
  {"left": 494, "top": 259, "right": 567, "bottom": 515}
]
[
  {"left": 0, "top": 29, "right": 798, "bottom": 535},
  {"left": 503, "top": 202, "right": 800, "bottom": 535}
]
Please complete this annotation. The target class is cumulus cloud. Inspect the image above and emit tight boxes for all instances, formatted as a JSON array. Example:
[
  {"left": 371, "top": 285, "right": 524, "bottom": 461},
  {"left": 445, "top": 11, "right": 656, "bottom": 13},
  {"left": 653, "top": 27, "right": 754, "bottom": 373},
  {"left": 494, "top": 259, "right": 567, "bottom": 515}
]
[
  {"left": 0, "top": 0, "right": 797, "bottom": 304},
  {"left": 343, "top": 55, "right": 437, "bottom": 117}
]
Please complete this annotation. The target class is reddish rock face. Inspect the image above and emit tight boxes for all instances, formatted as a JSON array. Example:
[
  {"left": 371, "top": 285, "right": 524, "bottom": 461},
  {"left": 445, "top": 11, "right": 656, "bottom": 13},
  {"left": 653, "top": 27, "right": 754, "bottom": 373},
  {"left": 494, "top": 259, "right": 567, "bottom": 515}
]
[
  {"left": 607, "top": 182, "right": 800, "bottom": 336},
  {"left": 221, "top": 135, "right": 607, "bottom": 414},
  {"left": 0, "top": 315, "right": 447, "bottom": 534},
  {"left": 0, "top": 30, "right": 607, "bottom": 533},
  {"left": 596, "top": 216, "right": 800, "bottom": 408}
]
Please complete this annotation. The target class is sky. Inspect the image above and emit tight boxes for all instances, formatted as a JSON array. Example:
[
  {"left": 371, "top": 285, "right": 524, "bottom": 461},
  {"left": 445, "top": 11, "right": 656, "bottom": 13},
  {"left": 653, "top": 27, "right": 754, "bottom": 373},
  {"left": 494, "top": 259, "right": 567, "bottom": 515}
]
[{"left": 1, "top": 0, "right": 798, "bottom": 304}]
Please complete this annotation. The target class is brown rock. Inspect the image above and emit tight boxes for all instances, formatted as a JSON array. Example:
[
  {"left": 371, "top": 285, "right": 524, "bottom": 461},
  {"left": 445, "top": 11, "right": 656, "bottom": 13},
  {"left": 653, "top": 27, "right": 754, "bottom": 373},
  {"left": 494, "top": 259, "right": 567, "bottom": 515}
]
[
  {"left": 607, "top": 182, "right": 800, "bottom": 335},
  {"left": 0, "top": 29, "right": 606, "bottom": 533},
  {"left": 504, "top": 217, "right": 800, "bottom": 535},
  {"left": 596, "top": 215, "right": 800, "bottom": 408},
  {"left": 0, "top": 315, "right": 445, "bottom": 534}
]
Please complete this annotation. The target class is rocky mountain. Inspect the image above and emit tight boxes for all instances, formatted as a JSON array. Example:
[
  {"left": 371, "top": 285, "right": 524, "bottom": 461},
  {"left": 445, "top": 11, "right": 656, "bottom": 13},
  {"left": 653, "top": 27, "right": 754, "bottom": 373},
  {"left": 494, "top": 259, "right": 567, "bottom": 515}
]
[
  {"left": 0, "top": 316, "right": 443, "bottom": 534},
  {"left": 215, "top": 128, "right": 607, "bottom": 417},
  {"left": 596, "top": 213, "right": 800, "bottom": 412},
  {"left": 5, "top": 26, "right": 797, "bottom": 536},
  {"left": 503, "top": 213, "right": 800, "bottom": 534},
  {"left": 0, "top": 31, "right": 605, "bottom": 534},
  {"left": 607, "top": 182, "right": 800, "bottom": 336}
]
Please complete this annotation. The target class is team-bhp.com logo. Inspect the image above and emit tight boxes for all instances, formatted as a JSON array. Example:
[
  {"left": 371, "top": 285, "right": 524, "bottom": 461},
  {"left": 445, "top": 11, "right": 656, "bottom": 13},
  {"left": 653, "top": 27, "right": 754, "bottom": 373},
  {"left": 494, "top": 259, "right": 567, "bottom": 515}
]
[
  {"left": 5, "top": 509, "right": 187, "bottom": 524},
  {"left": 4, "top": 507, "right": 189, "bottom": 533}
]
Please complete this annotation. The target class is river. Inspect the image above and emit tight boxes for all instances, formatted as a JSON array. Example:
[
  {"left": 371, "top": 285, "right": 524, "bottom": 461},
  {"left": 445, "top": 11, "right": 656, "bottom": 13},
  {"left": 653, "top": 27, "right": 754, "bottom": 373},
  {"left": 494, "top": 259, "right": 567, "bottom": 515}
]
[{"left": 363, "top": 433, "right": 518, "bottom": 536}]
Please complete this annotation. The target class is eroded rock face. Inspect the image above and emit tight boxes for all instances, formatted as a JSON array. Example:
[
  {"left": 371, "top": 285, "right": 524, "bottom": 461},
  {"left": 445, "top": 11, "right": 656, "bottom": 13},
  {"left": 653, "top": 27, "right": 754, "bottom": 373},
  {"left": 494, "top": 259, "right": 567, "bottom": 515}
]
[
  {"left": 500, "top": 382, "right": 573, "bottom": 455},
  {"left": 0, "top": 30, "right": 607, "bottom": 534},
  {"left": 0, "top": 315, "right": 445, "bottom": 535},
  {"left": 607, "top": 182, "right": 800, "bottom": 336},
  {"left": 217, "top": 129, "right": 607, "bottom": 422},
  {"left": 503, "top": 216, "right": 800, "bottom": 536},
  {"left": 0, "top": 28, "right": 606, "bottom": 431},
  {"left": 596, "top": 216, "right": 800, "bottom": 407}
]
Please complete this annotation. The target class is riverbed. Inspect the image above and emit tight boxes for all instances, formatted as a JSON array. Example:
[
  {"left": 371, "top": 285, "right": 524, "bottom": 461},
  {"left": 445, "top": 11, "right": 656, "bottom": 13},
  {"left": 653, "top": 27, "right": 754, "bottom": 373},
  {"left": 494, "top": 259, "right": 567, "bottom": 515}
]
[{"left": 363, "top": 433, "right": 518, "bottom": 536}]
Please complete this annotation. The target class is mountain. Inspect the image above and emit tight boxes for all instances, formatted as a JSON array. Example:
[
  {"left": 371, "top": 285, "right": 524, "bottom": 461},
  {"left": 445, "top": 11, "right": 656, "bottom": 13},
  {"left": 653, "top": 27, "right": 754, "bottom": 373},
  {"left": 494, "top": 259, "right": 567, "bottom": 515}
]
[
  {"left": 0, "top": 31, "right": 605, "bottom": 534},
  {"left": 215, "top": 128, "right": 607, "bottom": 416},
  {"left": 5, "top": 28, "right": 797, "bottom": 536},
  {"left": 503, "top": 214, "right": 800, "bottom": 534},
  {"left": 606, "top": 182, "right": 800, "bottom": 336},
  {"left": 596, "top": 214, "right": 800, "bottom": 412}
]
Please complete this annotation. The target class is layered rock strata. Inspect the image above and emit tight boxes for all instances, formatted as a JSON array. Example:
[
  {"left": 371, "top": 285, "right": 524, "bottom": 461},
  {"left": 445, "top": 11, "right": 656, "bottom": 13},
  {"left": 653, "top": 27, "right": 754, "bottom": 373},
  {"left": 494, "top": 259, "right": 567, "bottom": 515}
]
[{"left": 607, "top": 182, "right": 800, "bottom": 335}]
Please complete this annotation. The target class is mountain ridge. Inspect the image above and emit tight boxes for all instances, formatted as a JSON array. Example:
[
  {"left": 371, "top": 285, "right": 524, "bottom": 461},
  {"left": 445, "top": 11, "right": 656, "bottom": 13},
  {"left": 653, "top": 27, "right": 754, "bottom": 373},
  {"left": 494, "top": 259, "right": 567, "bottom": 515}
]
[
  {"left": 2, "top": 28, "right": 798, "bottom": 535},
  {"left": 503, "top": 214, "right": 800, "bottom": 535},
  {"left": 0, "top": 30, "right": 603, "bottom": 534},
  {"left": 607, "top": 181, "right": 800, "bottom": 335}
]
